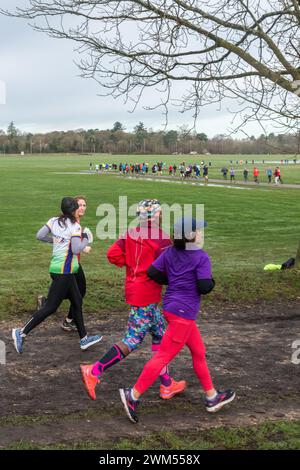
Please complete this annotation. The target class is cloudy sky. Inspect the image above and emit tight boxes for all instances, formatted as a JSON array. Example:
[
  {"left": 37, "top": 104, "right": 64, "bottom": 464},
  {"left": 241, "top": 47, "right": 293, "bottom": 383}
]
[{"left": 0, "top": 0, "right": 269, "bottom": 137}]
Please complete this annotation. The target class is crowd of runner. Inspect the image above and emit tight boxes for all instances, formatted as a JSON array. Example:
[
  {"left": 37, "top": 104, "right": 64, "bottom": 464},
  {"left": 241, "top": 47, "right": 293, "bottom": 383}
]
[
  {"left": 89, "top": 160, "right": 286, "bottom": 184},
  {"left": 221, "top": 165, "right": 283, "bottom": 184},
  {"left": 90, "top": 160, "right": 211, "bottom": 179}
]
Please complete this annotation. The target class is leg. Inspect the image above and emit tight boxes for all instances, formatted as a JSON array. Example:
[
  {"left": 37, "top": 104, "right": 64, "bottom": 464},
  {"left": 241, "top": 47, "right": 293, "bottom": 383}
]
[
  {"left": 67, "top": 276, "right": 87, "bottom": 339},
  {"left": 90, "top": 305, "right": 151, "bottom": 379},
  {"left": 121, "top": 316, "right": 236, "bottom": 420},
  {"left": 186, "top": 323, "right": 236, "bottom": 413},
  {"left": 67, "top": 264, "right": 86, "bottom": 321},
  {"left": 22, "top": 274, "right": 72, "bottom": 336},
  {"left": 121, "top": 305, "right": 152, "bottom": 353},
  {"left": 133, "top": 312, "right": 193, "bottom": 397},
  {"left": 149, "top": 305, "right": 172, "bottom": 386},
  {"left": 91, "top": 343, "right": 127, "bottom": 379},
  {"left": 185, "top": 322, "right": 214, "bottom": 393}
]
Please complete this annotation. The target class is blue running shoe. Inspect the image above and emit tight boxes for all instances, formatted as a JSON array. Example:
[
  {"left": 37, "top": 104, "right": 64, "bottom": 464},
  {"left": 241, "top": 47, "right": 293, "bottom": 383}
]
[
  {"left": 205, "top": 390, "right": 236, "bottom": 413},
  {"left": 80, "top": 334, "right": 102, "bottom": 351},
  {"left": 12, "top": 328, "right": 24, "bottom": 354},
  {"left": 119, "top": 388, "right": 139, "bottom": 423}
]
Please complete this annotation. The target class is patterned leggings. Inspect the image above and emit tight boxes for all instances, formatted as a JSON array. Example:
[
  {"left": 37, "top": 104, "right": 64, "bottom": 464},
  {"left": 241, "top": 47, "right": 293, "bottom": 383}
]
[{"left": 122, "top": 304, "right": 166, "bottom": 351}]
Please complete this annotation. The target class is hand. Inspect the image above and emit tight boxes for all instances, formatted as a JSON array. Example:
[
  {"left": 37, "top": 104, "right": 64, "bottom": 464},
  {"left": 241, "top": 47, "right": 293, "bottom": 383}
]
[
  {"left": 82, "top": 227, "right": 93, "bottom": 244},
  {"left": 83, "top": 246, "right": 92, "bottom": 254}
]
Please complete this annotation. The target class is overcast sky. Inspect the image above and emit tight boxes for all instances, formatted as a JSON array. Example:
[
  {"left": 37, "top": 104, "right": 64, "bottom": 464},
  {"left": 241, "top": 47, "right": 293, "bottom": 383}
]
[{"left": 0, "top": 0, "right": 272, "bottom": 137}]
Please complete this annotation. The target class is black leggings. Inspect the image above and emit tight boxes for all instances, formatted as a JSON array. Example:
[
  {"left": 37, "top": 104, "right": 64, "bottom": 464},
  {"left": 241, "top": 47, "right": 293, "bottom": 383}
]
[
  {"left": 67, "top": 265, "right": 86, "bottom": 320},
  {"left": 23, "top": 273, "right": 87, "bottom": 339}
]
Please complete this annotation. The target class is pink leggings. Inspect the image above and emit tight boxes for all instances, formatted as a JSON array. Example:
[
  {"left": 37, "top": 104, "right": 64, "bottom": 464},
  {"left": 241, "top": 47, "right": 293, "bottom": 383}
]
[{"left": 134, "top": 311, "right": 214, "bottom": 395}]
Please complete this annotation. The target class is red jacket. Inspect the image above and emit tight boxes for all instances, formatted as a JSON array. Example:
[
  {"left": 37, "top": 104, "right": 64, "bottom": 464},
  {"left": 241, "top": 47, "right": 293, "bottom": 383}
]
[{"left": 107, "top": 224, "right": 171, "bottom": 306}]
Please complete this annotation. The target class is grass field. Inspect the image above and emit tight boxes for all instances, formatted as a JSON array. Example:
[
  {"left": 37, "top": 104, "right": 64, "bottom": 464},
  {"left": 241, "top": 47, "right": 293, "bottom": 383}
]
[
  {"left": 1, "top": 153, "right": 300, "bottom": 452},
  {"left": 0, "top": 153, "right": 300, "bottom": 319}
]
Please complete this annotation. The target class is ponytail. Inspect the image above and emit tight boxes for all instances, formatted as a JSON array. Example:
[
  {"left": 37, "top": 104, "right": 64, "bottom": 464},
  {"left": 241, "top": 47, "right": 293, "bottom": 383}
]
[
  {"left": 58, "top": 213, "right": 77, "bottom": 228},
  {"left": 173, "top": 233, "right": 196, "bottom": 250}
]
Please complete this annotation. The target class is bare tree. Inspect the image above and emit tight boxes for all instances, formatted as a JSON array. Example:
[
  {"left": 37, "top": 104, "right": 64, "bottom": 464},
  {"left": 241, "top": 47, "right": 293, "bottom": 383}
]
[{"left": 1, "top": 0, "right": 300, "bottom": 129}]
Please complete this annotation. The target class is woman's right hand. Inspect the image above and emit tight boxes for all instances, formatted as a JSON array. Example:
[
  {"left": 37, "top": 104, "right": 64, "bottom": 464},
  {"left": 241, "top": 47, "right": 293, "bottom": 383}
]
[{"left": 83, "top": 246, "right": 92, "bottom": 254}]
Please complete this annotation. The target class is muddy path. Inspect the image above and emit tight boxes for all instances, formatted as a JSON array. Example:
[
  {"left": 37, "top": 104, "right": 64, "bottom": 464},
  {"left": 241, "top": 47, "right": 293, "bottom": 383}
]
[{"left": 0, "top": 301, "right": 299, "bottom": 448}]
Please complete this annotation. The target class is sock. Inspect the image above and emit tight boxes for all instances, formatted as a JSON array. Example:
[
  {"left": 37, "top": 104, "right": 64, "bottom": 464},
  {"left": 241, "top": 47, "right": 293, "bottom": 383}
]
[
  {"left": 92, "top": 344, "right": 125, "bottom": 378},
  {"left": 160, "top": 372, "right": 172, "bottom": 387},
  {"left": 130, "top": 388, "right": 139, "bottom": 402},
  {"left": 207, "top": 392, "right": 218, "bottom": 401},
  {"left": 66, "top": 318, "right": 73, "bottom": 324},
  {"left": 152, "top": 343, "right": 172, "bottom": 387}
]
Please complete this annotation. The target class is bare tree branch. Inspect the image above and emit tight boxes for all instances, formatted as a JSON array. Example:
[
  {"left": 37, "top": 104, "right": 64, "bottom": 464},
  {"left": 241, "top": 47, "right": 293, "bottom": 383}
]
[{"left": 1, "top": 0, "right": 299, "bottom": 130}]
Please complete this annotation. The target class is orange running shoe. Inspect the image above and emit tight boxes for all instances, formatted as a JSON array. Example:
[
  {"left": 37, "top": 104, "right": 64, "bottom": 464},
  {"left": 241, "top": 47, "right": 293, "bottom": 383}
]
[
  {"left": 159, "top": 379, "right": 187, "bottom": 399},
  {"left": 80, "top": 364, "right": 100, "bottom": 400}
]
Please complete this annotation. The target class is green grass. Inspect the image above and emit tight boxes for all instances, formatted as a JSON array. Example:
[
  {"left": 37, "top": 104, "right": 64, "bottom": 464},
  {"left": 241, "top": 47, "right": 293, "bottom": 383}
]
[
  {"left": 3, "top": 420, "right": 300, "bottom": 450},
  {"left": 0, "top": 154, "right": 300, "bottom": 320},
  {"left": 3, "top": 152, "right": 300, "bottom": 183},
  {"left": 114, "top": 420, "right": 300, "bottom": 450}
]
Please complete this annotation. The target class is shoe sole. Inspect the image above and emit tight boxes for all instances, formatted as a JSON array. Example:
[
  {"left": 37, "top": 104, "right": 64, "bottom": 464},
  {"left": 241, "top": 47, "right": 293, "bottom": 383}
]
[
  {"left": 160, "top": 385, "right": 187, "bottom": 400},
  {"left": 119, "top": 389, "right": 138, "bottom": 423},
  {"left": 80, "top": 366, "right": 98, "bottom": 400},
  {"left": 160, "top": 391, "right": 183, "bottom": 399},
  {"left": 206, "top": 392, "right": 236, "bottom": 413},
  {"left": 80, "top": 336, "right": 103, "bottom": 351},
  {"left": 12, "top": 329, "right": 22, "bottom": 354}
]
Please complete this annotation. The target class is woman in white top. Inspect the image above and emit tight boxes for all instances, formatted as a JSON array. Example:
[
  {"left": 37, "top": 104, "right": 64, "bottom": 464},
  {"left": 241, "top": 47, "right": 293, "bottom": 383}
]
[{"left": 12, "top": 197, "right": 102, "bottom": 354}]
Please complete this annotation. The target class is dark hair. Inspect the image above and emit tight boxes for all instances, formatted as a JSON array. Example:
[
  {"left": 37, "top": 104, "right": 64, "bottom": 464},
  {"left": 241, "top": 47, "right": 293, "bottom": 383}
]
[
  {"left": 173, "top": 233, "right": 196, "bottom": 250},
  {"left": 58, "top": 197, "right": 78, "bottom": 228},
  {"left": 58, "top": 213, "right": 77, "bottom": 228}
]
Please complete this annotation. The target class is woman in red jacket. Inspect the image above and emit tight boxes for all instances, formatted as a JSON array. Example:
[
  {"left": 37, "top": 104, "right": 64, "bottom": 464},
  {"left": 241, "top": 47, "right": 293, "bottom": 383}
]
[{"left": 80, "top": 199, "right": 185, "bottom": 401}]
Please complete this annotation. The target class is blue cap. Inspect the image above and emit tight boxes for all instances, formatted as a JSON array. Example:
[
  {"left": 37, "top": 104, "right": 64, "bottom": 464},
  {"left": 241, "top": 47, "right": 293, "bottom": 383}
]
[{"left": 173, "top": 216, "right": 207, "bottom": 239}]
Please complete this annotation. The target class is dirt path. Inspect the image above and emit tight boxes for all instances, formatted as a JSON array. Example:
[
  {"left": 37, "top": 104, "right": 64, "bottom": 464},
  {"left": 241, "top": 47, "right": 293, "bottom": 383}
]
[{"left": 0, "top": 301, "right": 299, "bottom": 448}]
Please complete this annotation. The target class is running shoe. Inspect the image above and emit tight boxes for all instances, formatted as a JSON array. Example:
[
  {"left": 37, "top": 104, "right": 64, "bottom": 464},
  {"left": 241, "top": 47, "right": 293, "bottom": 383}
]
[
  {"left": 160, "top": 379, "right": 187, "bottom": 399},
  {"left": 80, "top": 334, "right": 103, "bottom": 351},
  {"left": 61, "top": 319, "right": 77, "bottom": 332},
  {"left": 119, "top": 388, "right": 139, "bottom": 423},
  {"left": 205, "top": 390, "right": 236, "bottom": 413},
  {"left": 80, "top": 364, "right": 100, "bottom": 400},
  {"left": 12, "top": 328, "right": 24, "bottom": 354}
]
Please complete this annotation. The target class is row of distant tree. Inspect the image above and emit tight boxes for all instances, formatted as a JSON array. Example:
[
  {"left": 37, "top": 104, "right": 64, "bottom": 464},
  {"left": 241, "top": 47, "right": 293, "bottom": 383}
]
[{"left": 0, "top": 121, "right": 299, "bottom": 156}]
